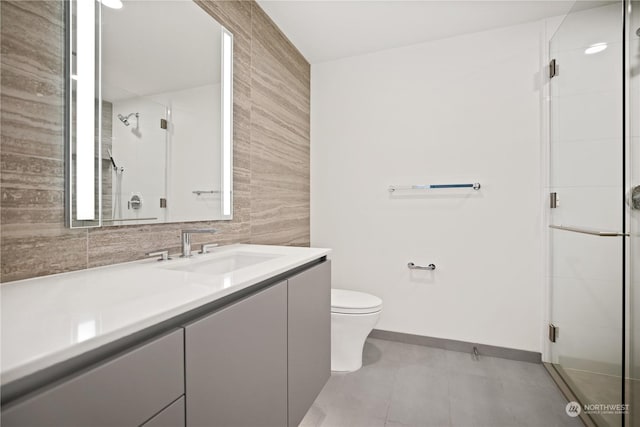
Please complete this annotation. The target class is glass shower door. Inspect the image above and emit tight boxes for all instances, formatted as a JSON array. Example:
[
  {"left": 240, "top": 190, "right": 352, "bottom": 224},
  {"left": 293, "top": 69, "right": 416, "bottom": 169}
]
[
  {"left": 548, "top": 2, "right": 626, "bottom": 426},
  {"left": 627, "top": 1, "right": 640, "bottom": 425}
]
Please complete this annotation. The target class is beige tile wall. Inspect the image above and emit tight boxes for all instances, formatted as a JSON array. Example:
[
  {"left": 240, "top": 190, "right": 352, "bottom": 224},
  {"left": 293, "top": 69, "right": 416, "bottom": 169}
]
[{"left": 0, "top": 0, "right": 311, "bottom": 282}]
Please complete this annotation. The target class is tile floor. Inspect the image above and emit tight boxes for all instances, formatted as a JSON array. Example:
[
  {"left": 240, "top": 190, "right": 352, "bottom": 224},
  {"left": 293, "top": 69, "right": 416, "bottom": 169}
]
[
  {"left": 562, "top": 367, "right": 621, "bottom": 427},
  {"left": 300, "top": 338, "right": 583, "bottom": 427}
]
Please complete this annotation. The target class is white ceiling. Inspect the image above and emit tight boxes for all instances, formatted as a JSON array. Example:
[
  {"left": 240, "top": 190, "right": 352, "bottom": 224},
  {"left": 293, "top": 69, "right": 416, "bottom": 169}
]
[
  {"left": 257, "top": 0, "right": 588, "bottom": 64},
  {"left": 102, "top": 0, "right": 221, "bottom": 102}
]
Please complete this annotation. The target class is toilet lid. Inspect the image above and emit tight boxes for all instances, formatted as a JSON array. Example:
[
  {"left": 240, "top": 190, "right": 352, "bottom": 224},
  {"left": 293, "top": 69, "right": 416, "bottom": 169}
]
[{"left": 331, "top": 289, "right": 382, "bottom": 314}]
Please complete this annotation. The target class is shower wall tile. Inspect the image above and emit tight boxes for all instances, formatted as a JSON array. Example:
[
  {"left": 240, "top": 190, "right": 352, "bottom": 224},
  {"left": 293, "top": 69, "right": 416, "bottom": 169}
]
[
  {"left": 1, "top": 0, "right": 311, "bottom": 281},
  {"left": 550, "top": 138, "right": 623, "bottom": 188}
]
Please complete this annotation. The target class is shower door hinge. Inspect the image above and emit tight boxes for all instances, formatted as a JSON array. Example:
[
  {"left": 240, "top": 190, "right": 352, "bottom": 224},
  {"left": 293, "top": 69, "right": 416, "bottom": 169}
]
[
  {"left": 549, "top": 59, "right": 558, "bottom": 78},
  {"left": 548, "top": 324, "right": 558, "bottom": 343},
  {"left": 550, "top": 192, "right": 558, "bottom": 208},
  {"left": 160, "top": 119, "right": 168, "bottom": 130}
]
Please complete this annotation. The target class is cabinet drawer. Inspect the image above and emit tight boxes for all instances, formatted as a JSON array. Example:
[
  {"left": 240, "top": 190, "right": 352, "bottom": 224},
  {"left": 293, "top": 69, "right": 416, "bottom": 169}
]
[
  {"left": 141, "top": 397, "right": 185, "bottom": 427},
  {"left": 2, "top": 329, "right": 184, "bottom": 427}
]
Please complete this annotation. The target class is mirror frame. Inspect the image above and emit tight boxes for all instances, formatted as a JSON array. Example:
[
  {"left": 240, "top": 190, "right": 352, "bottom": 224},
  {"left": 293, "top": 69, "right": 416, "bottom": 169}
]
[{"left": 66, "top": 0, "right": 234, "bottom": 228}]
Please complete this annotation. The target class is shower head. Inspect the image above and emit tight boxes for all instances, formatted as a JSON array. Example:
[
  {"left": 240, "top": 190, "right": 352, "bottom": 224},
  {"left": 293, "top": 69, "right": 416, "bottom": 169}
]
[
  {"left": 117, "top": 114, "right": 130, "bottom": 126},
  {"left": 117, "top": 112, "right": 139, "bottom": 126}
]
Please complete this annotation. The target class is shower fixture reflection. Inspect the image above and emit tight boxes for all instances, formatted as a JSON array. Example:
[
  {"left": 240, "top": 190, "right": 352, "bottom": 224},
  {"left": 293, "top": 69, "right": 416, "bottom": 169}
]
[
  {"left": 106, "top": 148, "right": 124, "bottom": 173},
  {"left": 117, "top": 112, "right": 139, "bottom": 127}
]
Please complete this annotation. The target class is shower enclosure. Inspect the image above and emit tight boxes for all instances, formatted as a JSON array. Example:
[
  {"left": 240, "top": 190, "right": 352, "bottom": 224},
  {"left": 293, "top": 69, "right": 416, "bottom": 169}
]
[
  {"left": 546, "top": 1, "right": 638, "bottom": 426},
  {"left": 103, "top": 95, "right": 169, "bottom": 225}
]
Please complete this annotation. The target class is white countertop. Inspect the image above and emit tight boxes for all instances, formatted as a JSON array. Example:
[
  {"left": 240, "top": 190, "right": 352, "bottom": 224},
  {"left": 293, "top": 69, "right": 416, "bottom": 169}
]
[{"left": 0, "top": 244, "right": 330, "bottom": 385}]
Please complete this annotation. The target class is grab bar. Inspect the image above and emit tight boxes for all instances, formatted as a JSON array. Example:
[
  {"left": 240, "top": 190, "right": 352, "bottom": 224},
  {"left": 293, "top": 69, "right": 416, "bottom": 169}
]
[
  {"left": 549, "top": 224, "right": 628, "bottom": 237},
  {"left": 408, "top": 262, "right": 436, "bottom": 270},
  {"left": 192, "top": 190, "right": 220, "bottom": 195},
  {"left": 389, "top": 183, "right": 480, "bottom": 192},
  {"left": 103, "top": 217, "right": 158, "bottom": 222}
]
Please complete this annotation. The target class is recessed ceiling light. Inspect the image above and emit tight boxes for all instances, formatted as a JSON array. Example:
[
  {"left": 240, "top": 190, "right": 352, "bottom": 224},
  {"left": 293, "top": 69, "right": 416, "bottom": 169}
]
[
  {"left": 584, "top": 42, "right": 607, "bottom": 55},
  {"left": 100, "top": 0, "right": 123, "bottom": 10}
]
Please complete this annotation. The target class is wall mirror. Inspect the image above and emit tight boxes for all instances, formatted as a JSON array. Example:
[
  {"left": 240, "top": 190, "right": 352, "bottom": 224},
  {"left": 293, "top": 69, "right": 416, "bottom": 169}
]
[{"left": 67, "top": 0, "right": 233, "bottom": 228}]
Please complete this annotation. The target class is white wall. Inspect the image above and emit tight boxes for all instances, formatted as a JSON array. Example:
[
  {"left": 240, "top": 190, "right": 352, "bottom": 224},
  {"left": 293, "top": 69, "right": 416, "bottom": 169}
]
[{"left": 311, "top": 21, "right": 545, "bottom": 352}]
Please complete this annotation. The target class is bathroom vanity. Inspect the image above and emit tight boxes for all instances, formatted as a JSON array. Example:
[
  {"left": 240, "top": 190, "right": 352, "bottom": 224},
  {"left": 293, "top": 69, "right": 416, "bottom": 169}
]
[{"left": 0, "top": 244, "right": 331, "bottom": 427}]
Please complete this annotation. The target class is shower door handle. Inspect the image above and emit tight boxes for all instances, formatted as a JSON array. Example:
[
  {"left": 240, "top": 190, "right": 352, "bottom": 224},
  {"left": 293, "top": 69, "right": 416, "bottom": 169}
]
[{"left": 549, "top": 225, "right": 629, "bottom": 237}]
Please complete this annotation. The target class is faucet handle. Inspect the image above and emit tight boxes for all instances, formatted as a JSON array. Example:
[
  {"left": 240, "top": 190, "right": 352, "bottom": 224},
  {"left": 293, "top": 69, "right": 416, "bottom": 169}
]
[
  {"left": 200, "top": 243, "right": 219, "bottom": 254},
  {"left": 146, "top": 250, "right": 171, "bottom": 261}
]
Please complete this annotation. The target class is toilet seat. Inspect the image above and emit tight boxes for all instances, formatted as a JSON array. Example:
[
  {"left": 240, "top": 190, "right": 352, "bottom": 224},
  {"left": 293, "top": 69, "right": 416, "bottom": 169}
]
[{"left": 331, "top": 289, "right": 382, "bottom": 315}]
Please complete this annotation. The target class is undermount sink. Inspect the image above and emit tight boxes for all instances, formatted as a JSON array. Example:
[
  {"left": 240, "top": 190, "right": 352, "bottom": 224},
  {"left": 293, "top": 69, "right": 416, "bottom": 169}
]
[{"left": 165, "top": 252, "right": 283, "bottom": 275}]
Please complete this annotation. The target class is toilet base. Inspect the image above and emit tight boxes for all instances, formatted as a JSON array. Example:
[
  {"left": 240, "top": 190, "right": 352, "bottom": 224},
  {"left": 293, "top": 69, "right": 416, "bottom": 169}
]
[{"left": 331, "top": 311, "right": 381, "bottom": 372}]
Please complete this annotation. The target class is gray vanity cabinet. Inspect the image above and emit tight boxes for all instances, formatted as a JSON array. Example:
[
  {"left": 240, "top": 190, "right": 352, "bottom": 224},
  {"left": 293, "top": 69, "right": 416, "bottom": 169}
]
[
  {"left": 1, "top": 329, "right": 185, "bottom": 427},
  {"left": 141, "top": 397, "right": 185, "bottom": 427},
  {"left": 287, "top": 261, "right": 331, "bottom": 427},
  {"left": 2, "top": 259, "right": 331, "bottom": 427},
  {"left": 184, "top": 281, "right": 288, "bottom": 427}
]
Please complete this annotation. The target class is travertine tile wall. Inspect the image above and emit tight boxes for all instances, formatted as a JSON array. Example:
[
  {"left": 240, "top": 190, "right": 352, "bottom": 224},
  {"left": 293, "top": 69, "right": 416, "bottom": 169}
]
[
  {"left": 101, "top": 101, "right": 112, "bottom": 221},
  {"left": 0, "top": 0, "right": 310, "bottom": 282},
  {"left": 249, "top": 6, "right": 310, "bottom": 246}
]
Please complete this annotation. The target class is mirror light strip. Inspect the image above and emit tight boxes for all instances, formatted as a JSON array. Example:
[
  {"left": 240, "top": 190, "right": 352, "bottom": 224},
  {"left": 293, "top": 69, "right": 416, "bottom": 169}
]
[
  {"left": 76, "top": 0, "right": 96, "bottom": 220},
  {"left": 221, "top": 28, "right": 233, "bottom": 217}
]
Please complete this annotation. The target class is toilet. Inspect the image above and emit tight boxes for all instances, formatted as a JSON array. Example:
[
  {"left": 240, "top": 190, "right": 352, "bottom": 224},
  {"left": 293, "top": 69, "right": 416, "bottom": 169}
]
[{"left": 331, "top": 288, "right": 383, "bottom": 372}]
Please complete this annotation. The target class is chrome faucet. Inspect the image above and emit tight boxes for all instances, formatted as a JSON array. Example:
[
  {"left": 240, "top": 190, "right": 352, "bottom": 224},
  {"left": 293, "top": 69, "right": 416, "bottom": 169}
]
[{"left": 181, "top": 228, "right": 218, "bottom": 257}]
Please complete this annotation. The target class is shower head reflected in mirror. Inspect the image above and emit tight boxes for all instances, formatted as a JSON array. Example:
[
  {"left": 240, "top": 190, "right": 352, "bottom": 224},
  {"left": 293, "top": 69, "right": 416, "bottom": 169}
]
[{"left": 117, "top": 112, "right": 139, "bottom": 127}]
